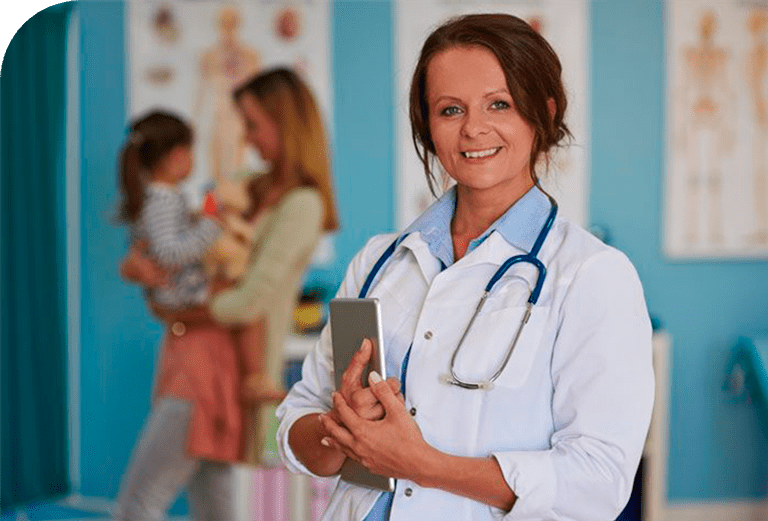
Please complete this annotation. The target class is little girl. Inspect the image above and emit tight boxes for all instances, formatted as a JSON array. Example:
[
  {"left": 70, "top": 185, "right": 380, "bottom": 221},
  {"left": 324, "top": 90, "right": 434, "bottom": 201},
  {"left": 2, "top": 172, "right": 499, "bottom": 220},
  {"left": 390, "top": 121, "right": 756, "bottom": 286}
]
[
  {"left": 117, "top": 111, "right": 221, "bottom": 309},
  {"left": 117, "top": 110, "right": 284, "bottom": 406}
]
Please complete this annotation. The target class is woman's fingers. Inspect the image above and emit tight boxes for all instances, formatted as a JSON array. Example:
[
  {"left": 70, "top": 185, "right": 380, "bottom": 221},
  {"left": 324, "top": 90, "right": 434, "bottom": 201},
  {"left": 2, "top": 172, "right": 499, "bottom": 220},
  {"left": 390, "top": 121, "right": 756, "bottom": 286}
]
[
  {"left": 149, "top": 301, "right": 172, "bottom": 322},
  {"left": 368, "top": 372, "right": 406, "bottom": 414},
  {"left": 386, "top": 377, "right": 402, "bottom": 395},
  {"left": 319, "top": 405, "right": 356, "bottom": 448},
  {"left": 347, "top": 375, "right": 404, "bottom": 420},
  {"left": 349, "top": 389, "right": 382, "bottom": 420},
  {"left": 340, "top": 339, "right": 372, "bottom": 396},
  {"left": 133, "top": 239, "right": 150, "bottom": 253},
  {"left": 332, "top": 391, "right": 366, "bottom": 435}
]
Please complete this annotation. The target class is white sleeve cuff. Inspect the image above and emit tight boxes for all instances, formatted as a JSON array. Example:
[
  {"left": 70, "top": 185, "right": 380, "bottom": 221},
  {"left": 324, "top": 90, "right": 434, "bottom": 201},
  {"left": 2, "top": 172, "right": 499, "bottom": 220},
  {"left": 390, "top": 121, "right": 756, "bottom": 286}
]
[{"left": 490, "top": 451, "right": 557, "bottom": 520}]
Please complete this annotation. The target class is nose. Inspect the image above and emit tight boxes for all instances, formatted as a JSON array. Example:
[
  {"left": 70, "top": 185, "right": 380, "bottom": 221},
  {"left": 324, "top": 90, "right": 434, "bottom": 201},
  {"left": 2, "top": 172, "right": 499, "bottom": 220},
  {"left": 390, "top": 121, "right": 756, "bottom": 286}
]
[{"left": 460, "top": 107, "right": 490, "bottom": 138}]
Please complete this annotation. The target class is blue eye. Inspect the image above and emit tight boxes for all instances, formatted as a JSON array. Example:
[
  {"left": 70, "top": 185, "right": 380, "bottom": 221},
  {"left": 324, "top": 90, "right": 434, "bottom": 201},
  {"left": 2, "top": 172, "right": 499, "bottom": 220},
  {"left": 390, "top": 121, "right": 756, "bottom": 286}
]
[
  {"left": 491, "top": 100, "right": 510, "bottom": 110},
  {"left": 440, "top": 106, "right": 461, "bottom": 116}
]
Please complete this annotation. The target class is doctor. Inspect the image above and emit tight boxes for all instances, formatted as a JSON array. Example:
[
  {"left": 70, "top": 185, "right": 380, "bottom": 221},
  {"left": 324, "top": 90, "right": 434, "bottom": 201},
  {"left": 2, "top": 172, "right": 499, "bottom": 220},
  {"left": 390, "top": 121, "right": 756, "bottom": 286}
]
[{"left": 276, "top": 13, "right": 654, "bottom": 521}]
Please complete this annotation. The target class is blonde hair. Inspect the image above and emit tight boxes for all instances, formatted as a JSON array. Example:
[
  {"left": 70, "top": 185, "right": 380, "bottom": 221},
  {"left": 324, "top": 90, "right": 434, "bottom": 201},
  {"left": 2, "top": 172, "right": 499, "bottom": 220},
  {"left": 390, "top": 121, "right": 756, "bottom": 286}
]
[{"left": 234, "top": 68, "right": 339, "bottom": 231}]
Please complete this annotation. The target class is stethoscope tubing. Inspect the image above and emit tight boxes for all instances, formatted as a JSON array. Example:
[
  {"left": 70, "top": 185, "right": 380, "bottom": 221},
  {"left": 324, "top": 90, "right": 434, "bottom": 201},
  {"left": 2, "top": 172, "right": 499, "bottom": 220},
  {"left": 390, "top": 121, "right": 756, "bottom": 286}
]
[{"left": 359, "top": 193, "right": 558, "bottom": 391}]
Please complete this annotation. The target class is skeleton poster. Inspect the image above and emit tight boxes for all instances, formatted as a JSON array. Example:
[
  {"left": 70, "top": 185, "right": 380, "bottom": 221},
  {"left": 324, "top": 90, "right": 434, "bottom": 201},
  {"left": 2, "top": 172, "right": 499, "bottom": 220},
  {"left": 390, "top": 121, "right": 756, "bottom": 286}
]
[
  {"left": 666, "top": 1, "right": 768, "bottom": 259},
  {"left": 395, "top": 0, "right": 590, "bottom": 229}
]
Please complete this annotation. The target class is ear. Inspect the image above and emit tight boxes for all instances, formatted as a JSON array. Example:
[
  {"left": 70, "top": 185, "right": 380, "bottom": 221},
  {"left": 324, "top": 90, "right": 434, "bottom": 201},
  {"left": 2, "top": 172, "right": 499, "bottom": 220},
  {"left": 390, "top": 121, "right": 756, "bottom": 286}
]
[{"left": 546, "top": 97, "right": 557, "bottom": 121}]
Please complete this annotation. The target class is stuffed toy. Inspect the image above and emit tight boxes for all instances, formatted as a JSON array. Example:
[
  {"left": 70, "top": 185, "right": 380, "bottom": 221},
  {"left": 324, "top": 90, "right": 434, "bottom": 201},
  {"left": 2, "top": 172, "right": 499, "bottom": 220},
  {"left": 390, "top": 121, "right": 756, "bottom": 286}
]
[{"left": 201, "top": 179, "right": 259, "bottom": 281}]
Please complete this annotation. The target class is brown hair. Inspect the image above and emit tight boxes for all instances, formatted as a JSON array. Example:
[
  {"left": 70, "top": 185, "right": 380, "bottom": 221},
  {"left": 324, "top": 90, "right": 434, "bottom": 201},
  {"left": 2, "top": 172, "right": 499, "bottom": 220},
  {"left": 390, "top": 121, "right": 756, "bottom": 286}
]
[
  {"left": 117, "top": 111, "right": 193, "bottom": 222},
  {"left": 409, "top": 13, "right": 571, "bottom": 196},
  {"left": 233, "top": 68, "right": 339, "bottom": 231}
]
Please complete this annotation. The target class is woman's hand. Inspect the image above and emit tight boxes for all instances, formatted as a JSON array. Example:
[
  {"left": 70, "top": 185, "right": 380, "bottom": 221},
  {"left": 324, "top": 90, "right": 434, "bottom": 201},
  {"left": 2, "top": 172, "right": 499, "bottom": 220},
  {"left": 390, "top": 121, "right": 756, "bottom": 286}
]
[
  {"left": 120, "top": 240, "right": 169, "bottom": 288},
  {"left": 286, "top": 339, "right": 401, "bottom": 478},
  {"left": 149, "top": 301, "right": 213, "bottom": 327},
  {"left": 320, "top": 373, "right": 517, "bottom": 510},
  {"left": 331, "top": 339, "right": 403, "bottom": 424},
  {"left": 319, "top": 371, "right": 432, "bottom": 482}
]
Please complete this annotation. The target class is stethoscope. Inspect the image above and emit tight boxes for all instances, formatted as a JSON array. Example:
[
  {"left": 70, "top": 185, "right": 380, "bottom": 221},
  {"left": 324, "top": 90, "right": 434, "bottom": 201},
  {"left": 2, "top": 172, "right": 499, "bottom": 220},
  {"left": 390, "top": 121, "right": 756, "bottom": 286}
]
[{"left": 358, "top": 194, "right": 558, "bottom": 391}]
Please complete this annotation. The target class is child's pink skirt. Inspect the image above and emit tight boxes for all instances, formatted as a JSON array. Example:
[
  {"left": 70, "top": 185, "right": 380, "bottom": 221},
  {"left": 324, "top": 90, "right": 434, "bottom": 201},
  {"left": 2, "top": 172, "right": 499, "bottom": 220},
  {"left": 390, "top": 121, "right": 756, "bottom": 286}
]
[{"left": 154, "top": 321, "right": 244, "bottom": 463}]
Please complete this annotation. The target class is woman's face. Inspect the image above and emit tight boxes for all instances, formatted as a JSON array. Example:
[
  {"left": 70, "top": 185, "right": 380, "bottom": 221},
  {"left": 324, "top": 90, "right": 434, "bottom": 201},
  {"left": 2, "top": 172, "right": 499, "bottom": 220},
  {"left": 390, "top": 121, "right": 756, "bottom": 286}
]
[
  {"left": 237, "top": 93, "right": 282, "bottom": 163},
  {"left": 426, "top": 45, "right": 536, "bottom": 198}
]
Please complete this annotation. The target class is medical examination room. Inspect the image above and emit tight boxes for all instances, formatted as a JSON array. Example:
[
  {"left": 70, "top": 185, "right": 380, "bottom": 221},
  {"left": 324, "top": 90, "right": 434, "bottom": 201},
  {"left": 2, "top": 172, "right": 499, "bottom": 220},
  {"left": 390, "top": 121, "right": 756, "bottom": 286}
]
[{"left": 2, "top": 1, "right": 768, "bottom": 520}]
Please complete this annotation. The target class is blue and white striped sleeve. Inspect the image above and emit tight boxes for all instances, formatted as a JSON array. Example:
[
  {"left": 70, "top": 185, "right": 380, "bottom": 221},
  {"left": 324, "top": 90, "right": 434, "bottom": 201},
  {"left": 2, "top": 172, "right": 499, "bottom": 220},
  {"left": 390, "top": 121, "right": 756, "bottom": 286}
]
[{"left": 142, "top": 190, "right": 221, "bottom": 268}]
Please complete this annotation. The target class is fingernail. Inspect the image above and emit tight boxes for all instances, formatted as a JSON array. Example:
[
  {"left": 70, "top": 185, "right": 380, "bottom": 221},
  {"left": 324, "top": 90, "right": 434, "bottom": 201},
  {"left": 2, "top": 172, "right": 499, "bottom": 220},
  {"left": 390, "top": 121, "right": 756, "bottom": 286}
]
[
  {"left": 318, "top": 414, "right": 324, "bottom": 422},
  {"left": 320, "top": 437, "right": 331, "bottom": 447},
  {"left": 369, "top": 371, "right": 383, "bottom": 384}
]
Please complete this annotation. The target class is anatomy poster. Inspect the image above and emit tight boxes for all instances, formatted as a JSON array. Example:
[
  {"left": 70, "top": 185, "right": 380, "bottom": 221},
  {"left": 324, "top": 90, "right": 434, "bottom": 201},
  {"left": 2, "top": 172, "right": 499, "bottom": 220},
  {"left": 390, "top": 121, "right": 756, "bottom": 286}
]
[
  {"left": 127, "top": 1, "right": 331, "bottom": 205},
  {"left": 666, "top": 1, "right": 768, "bottom": 259},
  {"left": 395, "top": 0, "right": 590, "bottom": 229},
  {"left": 126, "top": 0, "right": 333, "bottom": 264}
]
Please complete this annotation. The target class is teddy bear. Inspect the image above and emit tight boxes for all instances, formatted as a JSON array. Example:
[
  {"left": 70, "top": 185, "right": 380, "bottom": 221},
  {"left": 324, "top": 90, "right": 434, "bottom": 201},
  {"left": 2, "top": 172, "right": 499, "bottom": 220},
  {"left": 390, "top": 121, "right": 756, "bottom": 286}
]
[{"left": 202, "top": 178, "right": 259, "bottom": 281}]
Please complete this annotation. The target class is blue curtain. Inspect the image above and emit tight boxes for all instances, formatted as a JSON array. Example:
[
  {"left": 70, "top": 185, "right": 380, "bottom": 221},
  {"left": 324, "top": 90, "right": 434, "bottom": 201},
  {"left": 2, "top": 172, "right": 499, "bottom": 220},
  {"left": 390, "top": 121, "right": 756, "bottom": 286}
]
[{"left": 1, "top": 2, "right": 73, "bottom": 510}]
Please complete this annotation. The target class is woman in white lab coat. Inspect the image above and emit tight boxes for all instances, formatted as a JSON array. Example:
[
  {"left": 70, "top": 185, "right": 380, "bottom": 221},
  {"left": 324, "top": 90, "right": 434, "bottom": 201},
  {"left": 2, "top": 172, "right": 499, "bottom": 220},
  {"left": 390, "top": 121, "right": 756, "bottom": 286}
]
[{"left": 276, "top": 13, "right": 654, "bottom": 521}]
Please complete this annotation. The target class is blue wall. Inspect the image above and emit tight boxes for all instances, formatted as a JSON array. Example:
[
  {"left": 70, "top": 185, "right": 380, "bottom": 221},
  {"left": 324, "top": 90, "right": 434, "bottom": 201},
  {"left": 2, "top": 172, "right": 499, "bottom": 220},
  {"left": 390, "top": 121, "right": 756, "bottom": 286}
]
[
  {"left": 590, "top": 1, "right": 768, "bottom": 501},
  {"left": 79, "top": 0, "right": 165, "bottom": 500},
  {"left": 76, "top": 0, "right": 768, "bottom": 506}
]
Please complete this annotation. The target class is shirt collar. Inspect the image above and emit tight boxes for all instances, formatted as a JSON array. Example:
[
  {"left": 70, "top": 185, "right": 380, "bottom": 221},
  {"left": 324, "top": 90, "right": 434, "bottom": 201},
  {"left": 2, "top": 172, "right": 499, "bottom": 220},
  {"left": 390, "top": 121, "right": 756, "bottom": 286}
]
[
  {"left": 402, "top": 185, "right": 553, "bottom": 266},
  {"left": 402, "top": 187, "right": 456, "bottom": 267}
]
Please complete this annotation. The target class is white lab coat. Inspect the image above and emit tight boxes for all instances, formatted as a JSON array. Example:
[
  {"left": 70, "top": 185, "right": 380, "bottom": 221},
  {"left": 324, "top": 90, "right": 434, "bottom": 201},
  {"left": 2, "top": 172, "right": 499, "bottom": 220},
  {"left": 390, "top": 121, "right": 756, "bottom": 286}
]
[{"left": 276, "top": 215, "right": 654, "bottom": 521}]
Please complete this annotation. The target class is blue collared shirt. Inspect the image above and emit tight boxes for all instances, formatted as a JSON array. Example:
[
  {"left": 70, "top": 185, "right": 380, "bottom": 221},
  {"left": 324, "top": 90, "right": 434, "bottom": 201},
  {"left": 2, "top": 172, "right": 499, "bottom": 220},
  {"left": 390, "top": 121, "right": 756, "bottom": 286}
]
[{"left": 401, "top": 184, "right": 553, "bottom": 267}]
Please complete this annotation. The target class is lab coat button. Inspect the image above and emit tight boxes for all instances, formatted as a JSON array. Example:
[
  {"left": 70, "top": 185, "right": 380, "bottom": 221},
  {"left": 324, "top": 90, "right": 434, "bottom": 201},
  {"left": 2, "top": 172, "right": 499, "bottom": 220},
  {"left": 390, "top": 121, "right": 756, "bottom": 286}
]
[
  {"left": 409, "top": 407, "right": 417, "bottom": 416},
  {"left": 171, "top": 322, "right": 186, "bottom": 337},
  {"left": 424, "top": 331, "right": 433, "bottom": 340},
  {"left": 404, "top": 487, "right": 413, "bottom": 497}
]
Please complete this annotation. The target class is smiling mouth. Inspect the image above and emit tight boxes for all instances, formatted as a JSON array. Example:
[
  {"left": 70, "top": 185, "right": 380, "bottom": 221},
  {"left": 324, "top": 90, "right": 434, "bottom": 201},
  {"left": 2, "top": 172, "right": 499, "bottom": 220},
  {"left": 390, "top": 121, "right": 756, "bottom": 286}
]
[{"left": 461, "top": 147, "right": 501, "bottom": 159}]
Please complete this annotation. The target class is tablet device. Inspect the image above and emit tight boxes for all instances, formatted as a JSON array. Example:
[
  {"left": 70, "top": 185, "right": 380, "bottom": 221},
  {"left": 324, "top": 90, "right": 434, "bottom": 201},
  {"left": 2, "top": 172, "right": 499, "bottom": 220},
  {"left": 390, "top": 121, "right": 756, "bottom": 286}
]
[{"left": 329, "top": 298, "right": 395, "bottom": 492}]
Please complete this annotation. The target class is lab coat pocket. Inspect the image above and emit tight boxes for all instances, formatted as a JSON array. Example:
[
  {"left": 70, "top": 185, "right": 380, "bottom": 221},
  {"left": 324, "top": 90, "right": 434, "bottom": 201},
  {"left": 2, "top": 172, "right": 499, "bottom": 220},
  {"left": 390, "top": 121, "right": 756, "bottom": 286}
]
[{"left": 451, "top": 305, "right": 549, "bottom": 389}]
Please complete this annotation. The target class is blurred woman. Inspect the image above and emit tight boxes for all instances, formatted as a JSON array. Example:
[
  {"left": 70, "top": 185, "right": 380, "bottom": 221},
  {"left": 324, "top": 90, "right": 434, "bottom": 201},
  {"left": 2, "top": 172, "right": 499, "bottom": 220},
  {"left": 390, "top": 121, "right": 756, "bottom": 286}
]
[{"left": 116, "top": 67, "right": 338, "bottom": 520}]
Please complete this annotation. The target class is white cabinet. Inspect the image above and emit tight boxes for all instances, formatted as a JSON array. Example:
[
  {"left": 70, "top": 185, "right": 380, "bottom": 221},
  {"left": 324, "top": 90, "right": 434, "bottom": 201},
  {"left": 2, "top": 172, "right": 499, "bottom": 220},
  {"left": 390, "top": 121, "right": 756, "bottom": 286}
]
[{"left": 643, "top": 331, "right": 670, "bottom": 521}]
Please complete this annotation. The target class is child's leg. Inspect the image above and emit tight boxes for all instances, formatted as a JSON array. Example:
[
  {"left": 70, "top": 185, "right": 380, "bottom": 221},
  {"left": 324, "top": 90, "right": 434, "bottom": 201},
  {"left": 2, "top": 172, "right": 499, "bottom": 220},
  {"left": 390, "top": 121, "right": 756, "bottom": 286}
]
[
  {"left": 113, "top": 398, "right": 199, "bottom": 521},
  {"left": 237, "top": 317, "right": 285, "bottom": 403}
]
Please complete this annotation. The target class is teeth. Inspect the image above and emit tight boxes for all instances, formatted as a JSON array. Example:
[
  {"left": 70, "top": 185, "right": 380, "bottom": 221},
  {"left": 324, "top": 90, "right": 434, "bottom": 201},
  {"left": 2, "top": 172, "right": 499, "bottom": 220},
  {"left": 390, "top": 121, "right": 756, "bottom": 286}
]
[{"left": 463, "top": 148, "right": 499, "bottom": 158}]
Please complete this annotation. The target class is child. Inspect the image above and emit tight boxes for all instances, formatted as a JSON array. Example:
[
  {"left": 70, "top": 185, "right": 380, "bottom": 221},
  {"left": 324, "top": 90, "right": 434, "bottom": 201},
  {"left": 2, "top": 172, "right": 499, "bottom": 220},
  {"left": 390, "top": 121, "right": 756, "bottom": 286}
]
[
  {"left": 118, "top": 110, "right": 284, "bottom": 406},
  {"left": 117, "top": 110, "right": 222, "bottom": 309}
]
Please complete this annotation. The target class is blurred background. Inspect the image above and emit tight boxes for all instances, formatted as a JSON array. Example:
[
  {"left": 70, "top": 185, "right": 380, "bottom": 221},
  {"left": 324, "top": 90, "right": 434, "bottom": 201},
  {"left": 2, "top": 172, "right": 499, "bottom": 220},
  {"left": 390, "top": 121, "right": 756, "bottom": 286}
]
[{"left": 2, "top": 1, "right": 768, "bottom": 520}]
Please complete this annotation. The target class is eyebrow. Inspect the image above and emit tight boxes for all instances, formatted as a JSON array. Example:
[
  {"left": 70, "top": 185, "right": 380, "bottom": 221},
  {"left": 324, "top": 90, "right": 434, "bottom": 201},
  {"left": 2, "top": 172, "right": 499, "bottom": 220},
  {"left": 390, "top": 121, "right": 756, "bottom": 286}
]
[{"left": 432, "top": 89, "right": 511, "bottom": 105}]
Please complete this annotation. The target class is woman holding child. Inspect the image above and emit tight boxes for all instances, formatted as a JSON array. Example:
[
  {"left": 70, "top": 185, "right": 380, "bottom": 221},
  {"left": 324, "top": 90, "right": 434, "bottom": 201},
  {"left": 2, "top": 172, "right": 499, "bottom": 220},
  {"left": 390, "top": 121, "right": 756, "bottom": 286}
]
[{"left": 114, "top": 68, "right": 338, "bottom": 520}]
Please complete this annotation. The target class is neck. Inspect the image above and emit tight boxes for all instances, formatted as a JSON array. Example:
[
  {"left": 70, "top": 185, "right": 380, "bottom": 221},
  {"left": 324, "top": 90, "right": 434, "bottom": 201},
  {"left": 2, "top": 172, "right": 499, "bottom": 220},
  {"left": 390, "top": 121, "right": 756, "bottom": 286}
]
[
  {"left": 151, "top": 174, "right": 177, "bottom": 187},
  {"left": 452, "top": 181, "right": 534, "bottom": 238},
  {"left": 450, "top": 179, "right": 535, "bottom": 260}
]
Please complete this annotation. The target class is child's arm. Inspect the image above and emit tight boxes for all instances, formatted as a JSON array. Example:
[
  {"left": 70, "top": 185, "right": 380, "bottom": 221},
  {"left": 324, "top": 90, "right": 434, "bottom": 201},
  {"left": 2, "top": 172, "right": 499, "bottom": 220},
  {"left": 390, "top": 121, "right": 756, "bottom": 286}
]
[
  {"left": 143, "top": 190, "right": 221, "bottom": 268},
  {"left": 119, "top": 240, "right": 169, "bottom": 287}
]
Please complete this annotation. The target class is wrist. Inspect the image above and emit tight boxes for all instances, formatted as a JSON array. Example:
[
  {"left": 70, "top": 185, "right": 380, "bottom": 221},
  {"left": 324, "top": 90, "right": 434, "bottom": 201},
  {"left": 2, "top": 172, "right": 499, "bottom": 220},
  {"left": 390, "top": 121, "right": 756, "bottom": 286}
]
[{"left": 411, "top": 444, "right": 446, "bottom": 489}]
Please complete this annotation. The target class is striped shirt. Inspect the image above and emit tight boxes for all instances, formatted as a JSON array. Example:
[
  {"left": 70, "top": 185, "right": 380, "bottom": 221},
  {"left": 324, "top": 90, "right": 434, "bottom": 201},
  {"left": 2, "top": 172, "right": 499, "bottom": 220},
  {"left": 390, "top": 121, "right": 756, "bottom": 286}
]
[{"left": 134, "top": 182, "right": 221, "bottom": 309}]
